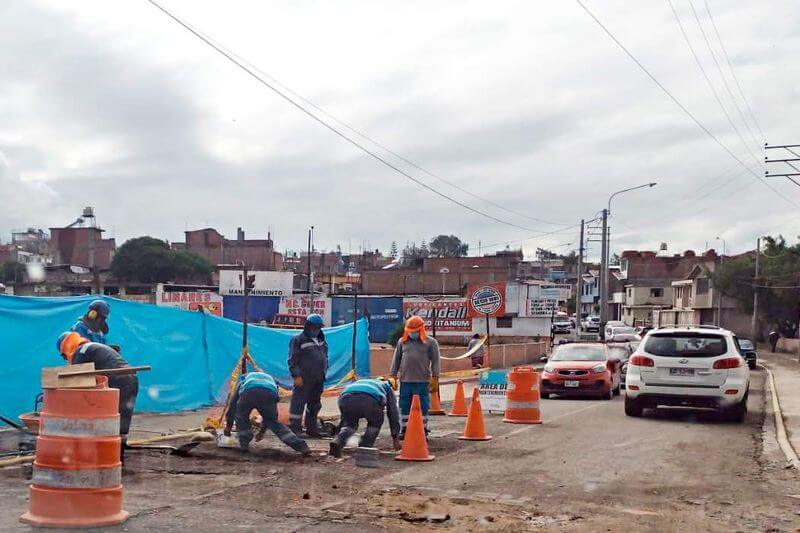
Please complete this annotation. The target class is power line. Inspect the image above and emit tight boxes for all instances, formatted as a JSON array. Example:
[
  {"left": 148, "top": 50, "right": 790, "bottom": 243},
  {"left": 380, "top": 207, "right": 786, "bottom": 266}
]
[
  {"left": 703, "top": 0, "right": 765, "bottom": 141},
  {"left": 145, "top": 0, "right": 546, "bottom": 233},
  {"left": 666, "top": 0, "right": 760, "bottom": 169},
  {"left": 574, "top": 0, "right": 799, "bottom": 210},
  {"left": 686, "top": 0, "right": 762, "bottom": 164}
]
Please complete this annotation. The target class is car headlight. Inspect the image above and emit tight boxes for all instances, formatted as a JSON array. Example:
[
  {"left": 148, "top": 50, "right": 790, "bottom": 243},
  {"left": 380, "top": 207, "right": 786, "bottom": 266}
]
[
  {"left": 591, "top": 364, "right": 607, "bottom": 374},
  {"left": 544, "top": 364, "right": 556, "bottom": 374}
]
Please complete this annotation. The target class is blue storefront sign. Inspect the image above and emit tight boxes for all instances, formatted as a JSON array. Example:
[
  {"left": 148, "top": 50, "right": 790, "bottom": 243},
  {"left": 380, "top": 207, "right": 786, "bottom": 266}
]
[
  {"left": 332, "top": 296, "right": 403, "bottom": 343},
  {"left": 222, "top": 296, "right": 280, "bottom": 323}
]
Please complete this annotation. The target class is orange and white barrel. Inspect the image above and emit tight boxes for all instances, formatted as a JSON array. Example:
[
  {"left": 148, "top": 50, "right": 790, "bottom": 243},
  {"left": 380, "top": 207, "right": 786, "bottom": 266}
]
[
  {"left": 20, "top": 376, "right": 129, "bottom": 528},
  {"left": 502, "top": 367, "right": 542, "bottom": 425}
]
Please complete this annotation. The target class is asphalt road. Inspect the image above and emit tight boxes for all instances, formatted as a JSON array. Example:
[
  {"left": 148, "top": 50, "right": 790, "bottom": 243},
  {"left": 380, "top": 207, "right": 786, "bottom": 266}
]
[{"left": 1, "top": 367, "right": 798, "bottom": 531}]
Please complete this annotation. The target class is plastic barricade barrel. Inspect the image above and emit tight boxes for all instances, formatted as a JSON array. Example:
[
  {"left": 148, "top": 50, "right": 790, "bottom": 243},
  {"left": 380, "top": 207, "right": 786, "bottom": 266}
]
[
  {"left": 20, "top": 376, "right": 129, "bottom": 528},
  {"left": 502, "top": 367, "right": 542, "bottom": 424}
]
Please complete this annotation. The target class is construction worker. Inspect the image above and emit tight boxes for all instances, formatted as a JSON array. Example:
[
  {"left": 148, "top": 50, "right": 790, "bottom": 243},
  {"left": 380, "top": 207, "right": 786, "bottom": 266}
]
[
  {"left": 389, "top": 315, "right": 441, "bottom": 438},
  {"left": 72, "top": 299, "right": 111, "bottom": 345},
  {"left": 224, "top": 372, "right": 311, "bottom": 455},
  {"left": 467, "top": 333, "right": 485, "bottom": 368},
  {"left": 288, "top": 313, "right": 328, "bottom": 437},
  {"left": 328, "top": 378, "right": 402, "bottom": 457},
  {"left": 56, "top": 331, "right": 139, "bottom": 449}
]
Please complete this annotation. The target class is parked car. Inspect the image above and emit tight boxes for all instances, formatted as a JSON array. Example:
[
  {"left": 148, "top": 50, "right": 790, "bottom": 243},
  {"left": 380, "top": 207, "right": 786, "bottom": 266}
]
[
  {"left": 624, "top": 326, "right": 750, "bottom": 422},
  {"left": 541, "top": 343, "right": 623, "bottom": 400},
  {"left": 737, "top": 338, "right": 758, "bottom": 369},
  {"left": 553, "top": 315, "right": 572, "bottom": 334},
  {"left": 583, "top": 316, "right": 601, "bottom": 332},
  {"left": 606, "top": 325, "right": 635, "bottom": 339}
]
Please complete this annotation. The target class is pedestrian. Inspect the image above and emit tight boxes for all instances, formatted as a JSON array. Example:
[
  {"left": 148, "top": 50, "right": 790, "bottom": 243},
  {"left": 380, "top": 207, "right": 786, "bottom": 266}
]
[
  {"left": 288, "top": 313, "right": 328, "bottom": 437},
  {"left": 389, "top": 315, "right": 440, "bottom": 438},
  {"left": 56, "top": 331, "right": 139, "bottom": 454},
  {"left": 467, "top": 333, "right": 485, "bottom": 368},
  {"left": 224, "top": 372, "right": 311, "bottom": 455},
  {"left": 329, "top": 378, "right": 402, "bottom": 457},
  {"left": 72, "top": 299, "right": 111, "bottom": 345},
  {"left": 769, "top": 329, "right": 780, "bottom": 353}
]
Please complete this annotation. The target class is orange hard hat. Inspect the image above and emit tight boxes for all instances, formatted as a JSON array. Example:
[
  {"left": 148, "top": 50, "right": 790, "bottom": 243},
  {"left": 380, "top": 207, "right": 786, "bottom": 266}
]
[{"left": 402, "top": 315, "right": 427, "bottom": 343}]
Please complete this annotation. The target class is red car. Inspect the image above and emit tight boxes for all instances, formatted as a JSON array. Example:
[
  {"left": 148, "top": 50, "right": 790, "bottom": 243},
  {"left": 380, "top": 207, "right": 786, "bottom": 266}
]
[{"left": 540, "top": 343, "right": 623, "bottom": 400}]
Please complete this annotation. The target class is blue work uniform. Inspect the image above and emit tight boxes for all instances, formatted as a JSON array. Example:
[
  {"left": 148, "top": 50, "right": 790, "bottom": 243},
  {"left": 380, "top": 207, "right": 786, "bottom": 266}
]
[
  {"left": 287, "top": 329, "right": 328, "bottom": 435},
  {"left": 333, "top": 379, "right": 401, "bottom": 448},
  {"left": 72, "top": 318, "right": 107, "bottom": 345},
  {"left": 226, "top": 372, "right": 309, "bottom": 452}
]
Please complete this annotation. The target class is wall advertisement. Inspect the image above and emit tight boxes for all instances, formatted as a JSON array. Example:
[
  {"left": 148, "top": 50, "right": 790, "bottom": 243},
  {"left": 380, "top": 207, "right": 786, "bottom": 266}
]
[
  {"left": 403, "top": 298, "right": 472, "bottom": 332},
  {"left": 219, "top": 270, "right": 294, "bottom": 297}
]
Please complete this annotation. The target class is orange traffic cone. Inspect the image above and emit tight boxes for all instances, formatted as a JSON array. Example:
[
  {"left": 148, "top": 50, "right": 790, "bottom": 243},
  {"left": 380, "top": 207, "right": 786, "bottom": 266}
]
[
  {"left": 459, "top": 388, "right": 492, "bottom": 441},
  {"left": 395, "top": 395, "right": 435, "bottom": 462},
  {"left": 448, "top": 380, "right": 468, "bottom": 417},
  {"left": 429, "top": 388, "right": 446, "bottom": 415}
]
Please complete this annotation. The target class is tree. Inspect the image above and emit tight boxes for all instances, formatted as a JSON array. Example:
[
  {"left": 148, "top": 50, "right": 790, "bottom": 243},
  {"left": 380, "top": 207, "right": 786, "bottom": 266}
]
[
  {"left": 536, "top": 247, "right": 558, "bottom": 261},
  {"left": 401, "top": 241, "right": 429, "bottom": 263},
  {"left": 111, "top": 237, "right": 213, "bottom": 284},
  {"left": 429, "top": 235, "right": 468, "bottom": 257},
  {"left": 389, "top": 241, "right": 398, "bottom": 259}
]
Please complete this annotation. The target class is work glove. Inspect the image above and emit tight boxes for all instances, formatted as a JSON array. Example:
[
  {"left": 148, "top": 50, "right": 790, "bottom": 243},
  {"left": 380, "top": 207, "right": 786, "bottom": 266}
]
[
  {"left": 392, "top": 436, "right": 402, "bottom": 451},
  {"left": 387, "top": 376, "right": 398, "bottom": 391},
  {"left": 223, "top": 426, "right": 232, "bottom": 437},
  {"left": 293, "top": 376, "right": 304, "bottom": 388},
  {"left": 429, "top": 376, "right": 439, "bottom": 393}
]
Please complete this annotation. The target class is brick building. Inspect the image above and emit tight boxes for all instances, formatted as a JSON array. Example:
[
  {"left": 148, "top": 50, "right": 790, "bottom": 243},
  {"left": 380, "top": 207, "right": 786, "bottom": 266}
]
[
  {"left": 173, "top": 228, "right": 283, "bottom": 271},
  {"left": 49, "top": 226, "right": 115, "bottom": 269}
]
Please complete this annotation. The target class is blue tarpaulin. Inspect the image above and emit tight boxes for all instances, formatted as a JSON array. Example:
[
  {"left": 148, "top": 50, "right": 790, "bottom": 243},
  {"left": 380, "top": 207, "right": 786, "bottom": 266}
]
[{"left": 0, "top": 295, "right": 370, "bottom": 420}]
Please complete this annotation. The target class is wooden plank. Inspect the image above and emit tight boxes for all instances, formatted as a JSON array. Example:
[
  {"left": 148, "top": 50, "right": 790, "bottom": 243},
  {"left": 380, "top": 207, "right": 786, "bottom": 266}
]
[
  {"left": 42, "top": 363, "right": 96, "bottom": 389},
  {"left": 57, "top": 365, "right": 151, "bottom": 378}
]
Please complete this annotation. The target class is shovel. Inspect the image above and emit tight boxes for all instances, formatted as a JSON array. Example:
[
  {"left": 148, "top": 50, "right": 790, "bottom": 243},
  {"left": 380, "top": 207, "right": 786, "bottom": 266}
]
[{"left": 125, "top": 441, "right": 201, "bottom": 457}]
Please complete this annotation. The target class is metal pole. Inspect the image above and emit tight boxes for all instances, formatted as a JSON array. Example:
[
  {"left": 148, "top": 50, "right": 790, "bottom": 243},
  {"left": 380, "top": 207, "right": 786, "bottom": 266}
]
[
  {"left": 576, "top": 219, "right": 584, "bottom": 333},
  {"left": 485, "top": 312, "right": 491, "bottom": 367},
  {"left": 751, "top": 237, "right": 760, "bottom": 339},
  {"left": 307, "top": 226, "right": 314, "bottom": 314},
  {"left": 351, "top": 289, "right": 359, "bottom": 375},
  {"left": 241, "top": 266, "right": 249, "bottom": 375},
  {"left": 716, "top": 255, "right": 723, "bottom": 327},
  {"left": 599, "top": 209, "right": 608, "bottom": 327}
]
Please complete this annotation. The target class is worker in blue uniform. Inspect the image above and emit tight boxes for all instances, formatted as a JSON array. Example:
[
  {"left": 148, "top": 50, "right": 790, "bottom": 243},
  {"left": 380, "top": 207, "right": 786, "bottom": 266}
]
[
  {"left": 224, "top": 371, "right": 311, "bottom": 455},
  {"left": 72, "top": 300, "right": 111, "bottom": 345},
  {"left": 287, "top": 313, "right": 328, "bottom": 437},
  {"left": 328, "top": 378, "right": 402, "bottom": 457}
]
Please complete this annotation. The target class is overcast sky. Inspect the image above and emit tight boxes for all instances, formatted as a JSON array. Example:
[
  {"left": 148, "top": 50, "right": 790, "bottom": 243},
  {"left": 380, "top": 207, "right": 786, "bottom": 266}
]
[{"left": 1, "top": 0, "right": 798, "bottom": 262}]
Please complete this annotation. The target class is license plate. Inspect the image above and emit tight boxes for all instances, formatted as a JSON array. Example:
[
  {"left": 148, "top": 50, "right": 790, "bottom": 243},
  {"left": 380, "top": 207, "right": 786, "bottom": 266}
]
[
  {"left": 669, "top": 368, "right": 694, "bottom": 376},
  {"left": 564, "top": 380, "right": 580, "bottom": 388}
]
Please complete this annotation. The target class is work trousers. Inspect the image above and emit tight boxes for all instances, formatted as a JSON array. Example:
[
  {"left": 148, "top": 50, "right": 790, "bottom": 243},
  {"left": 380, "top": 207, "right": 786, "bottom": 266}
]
[
  {"left": 289, "top": 379, "right": 323, "bottom": 434},
  {"left": 236, "top": 388, "right": 308, "bottom": 451},
  {"left": 109, "top": 374, "right": 139, "bottom": 439},
  {"left": 333, "top": 393, "right": 384, "bottom": 448},
  {"left": 399, "top": 382, "right": 430, "bottom": 434}
]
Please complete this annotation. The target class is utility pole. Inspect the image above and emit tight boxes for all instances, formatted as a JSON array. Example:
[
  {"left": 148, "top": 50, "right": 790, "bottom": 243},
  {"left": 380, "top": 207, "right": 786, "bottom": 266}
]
[
  {"left": 599, "top": 209, "right": 608, "bottom": 327},
  {"left": 307, "top": 226, "right": 314, "bottom": 314},
  {"left": 751, "top": 237, "right": 760, "bottom": 340},
  {"left": 575, "top": 219, "right": 585, "bottom": 333}
]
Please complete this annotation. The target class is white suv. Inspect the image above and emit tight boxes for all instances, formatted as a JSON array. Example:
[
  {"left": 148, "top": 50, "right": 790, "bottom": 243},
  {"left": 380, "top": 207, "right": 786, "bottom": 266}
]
[{"left": 624, "top": 326, "right": 749, "bottom": 422}]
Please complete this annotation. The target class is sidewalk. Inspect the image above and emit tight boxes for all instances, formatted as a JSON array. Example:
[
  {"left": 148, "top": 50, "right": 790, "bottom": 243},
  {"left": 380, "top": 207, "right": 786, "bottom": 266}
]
[{"left": 759, "top": 351, "right": 800, "bottom": 462}]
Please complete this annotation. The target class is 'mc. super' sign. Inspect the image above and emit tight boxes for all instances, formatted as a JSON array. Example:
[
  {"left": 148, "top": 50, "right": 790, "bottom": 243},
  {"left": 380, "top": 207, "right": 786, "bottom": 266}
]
[{"left": 467, "top": 283, "right": 506, "bottom": 317}]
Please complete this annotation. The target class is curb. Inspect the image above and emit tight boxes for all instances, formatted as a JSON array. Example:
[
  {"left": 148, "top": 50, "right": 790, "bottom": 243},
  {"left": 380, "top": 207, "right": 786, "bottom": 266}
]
[{"left": 759, "top": 363, "right": 800, "bottom": 470}]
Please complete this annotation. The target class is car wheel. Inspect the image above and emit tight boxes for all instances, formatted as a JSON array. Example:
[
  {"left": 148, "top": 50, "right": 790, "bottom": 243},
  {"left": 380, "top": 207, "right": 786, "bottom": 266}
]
[
  {"left": 613, "top": 384, "right": 621, "bottom": 396},
  {"left": 726, "top": 393, "right": 748, "bottom": 423},
  {"left": 624, "top": 397, "right": 644, "bottom": 417},
  {"left": 541, "top": 392, "right": 550, "bottom": 399}
]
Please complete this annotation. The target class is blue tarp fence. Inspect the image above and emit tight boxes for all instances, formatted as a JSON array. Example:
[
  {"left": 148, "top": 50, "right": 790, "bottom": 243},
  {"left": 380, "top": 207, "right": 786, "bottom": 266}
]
[{"left": 0, "top": 295, "right": 370, "bottom": 420}]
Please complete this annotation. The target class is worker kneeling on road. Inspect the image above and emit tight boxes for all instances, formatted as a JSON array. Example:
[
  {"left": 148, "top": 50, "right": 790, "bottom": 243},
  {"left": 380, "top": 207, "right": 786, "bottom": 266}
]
[
  {"left": 72, "top": 299, "right": 111, "bottom": 345},
  {"left": 225, "top": 372, "right": 311, "bottom": 456},
  {"left": 329, "top": 378, "right": 402, "bottom": 457},
  {"left": 288, "top": 313, "right": 328, "bottom": 437},
  {"left": 389, "top": 315, "right": 441, "bottom": 438},
  {"left": 56, "top": 332, "right": 139, "bottom": 448}
]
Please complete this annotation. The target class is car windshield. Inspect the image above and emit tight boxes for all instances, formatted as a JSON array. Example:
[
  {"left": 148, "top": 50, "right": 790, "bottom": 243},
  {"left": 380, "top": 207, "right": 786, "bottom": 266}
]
[
  {"left": 608, "top": 346, "right": 630, "bottom": 361},
  {"left": 738, "top": 339, "right": 754, "bottom": 350},
  {"left": 611, "top": 327, "right": 636, "bottom": 335},
  {"left": 644, "top": 333, "right": 728, "bottom": 357},
  {"left": 611, "top": 334, "right": 640, "bottom": 342},
  {"left": 550, "top": 344, "right": 606, "bottom": 361}
]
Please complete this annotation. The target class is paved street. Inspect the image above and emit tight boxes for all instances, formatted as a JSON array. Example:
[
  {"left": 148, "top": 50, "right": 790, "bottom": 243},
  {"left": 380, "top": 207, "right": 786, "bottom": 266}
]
[{"left": 2, "top": 367, "right": 799, "bottom": 531}]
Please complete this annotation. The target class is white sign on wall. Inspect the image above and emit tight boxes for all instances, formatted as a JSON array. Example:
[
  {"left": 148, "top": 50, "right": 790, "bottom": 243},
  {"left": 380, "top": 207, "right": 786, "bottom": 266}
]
[
  {"left": 279, "top": 295, "right": 332, "bottom": 325},
  {"left": 527, "top": 298, "right": 558, "bottom": 317},
  {"left": 540, "top": 284, "right": 572, "bottom": 300},
  {"left": 219, "top": 270, "right": 294, "bottom": 297}
]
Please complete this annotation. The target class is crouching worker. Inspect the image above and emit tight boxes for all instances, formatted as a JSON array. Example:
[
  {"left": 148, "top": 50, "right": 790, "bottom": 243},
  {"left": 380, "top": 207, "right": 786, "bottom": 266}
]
[
  {"left": 225, "top": 372, "right": 312, "bottom": 456},
  {"left": 56, "top": 332, "right": 139, "bottom": 449},
  {"left": 329, "top": 378, "right": 402, "bottom": 458}
]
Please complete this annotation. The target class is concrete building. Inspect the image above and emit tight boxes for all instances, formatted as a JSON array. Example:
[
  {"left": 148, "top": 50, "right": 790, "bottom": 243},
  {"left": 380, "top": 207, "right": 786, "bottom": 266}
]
[
  {"left": 580, "top": 269, "right": 600, "bottom": 316},
  {"left": 173, "top": 228, "right": 283, "bottom": 271},
  {"left": 49, "top": 226, "right": 115, "bottom": 269}
]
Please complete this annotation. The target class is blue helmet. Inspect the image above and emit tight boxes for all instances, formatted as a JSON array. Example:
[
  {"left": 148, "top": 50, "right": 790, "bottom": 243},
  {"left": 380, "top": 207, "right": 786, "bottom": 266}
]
[
  {"left": 306, "top": 313, "right": 324, "bottom": 326},
  {"left": 88, "top": 299, "right": 110, "bottom": 319}
]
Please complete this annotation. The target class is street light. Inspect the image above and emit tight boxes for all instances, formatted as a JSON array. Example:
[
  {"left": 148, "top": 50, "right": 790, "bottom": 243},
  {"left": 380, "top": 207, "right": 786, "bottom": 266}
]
[
  {"left": 715, "top": 236, "right": 727, "bottom": 256},
  {"left": 600, "top": 182, "right": 658, "bottom": 326}
]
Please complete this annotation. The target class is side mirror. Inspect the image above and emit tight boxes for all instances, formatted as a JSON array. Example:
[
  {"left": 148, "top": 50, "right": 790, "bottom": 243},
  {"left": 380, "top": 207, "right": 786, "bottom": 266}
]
[{"left": 539, "top": 356, "right": 548, "bottom": 362}]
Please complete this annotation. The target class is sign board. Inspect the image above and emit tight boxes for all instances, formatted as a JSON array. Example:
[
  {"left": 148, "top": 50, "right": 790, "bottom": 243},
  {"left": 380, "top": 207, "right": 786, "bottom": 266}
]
[
  {"left": 467, "top": 283, "right": 506, "bottom": 317},
  {"left": 539, "top": 284, "right": 572, "bottom": 300},
  {"left": 478, "top": 370, "right": 508, "bottom": 411},
  {"left": 219, "top": 270, "right": 294, "bottom": 297},
  {"left": 527, "top": 298, "right": 557, "bottom": 317},
  {"left": 156, "top": 288, "right": 223, "bottom": 316},
  {"left": 279, "top": 296, "right": 332, "bottom": 325},
  {"left": 403, "top": 298, "right": 472, "bottom": 332}
]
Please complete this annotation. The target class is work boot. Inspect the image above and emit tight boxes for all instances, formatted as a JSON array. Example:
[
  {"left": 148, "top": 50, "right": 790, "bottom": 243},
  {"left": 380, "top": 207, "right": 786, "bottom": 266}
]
[
  {"left": 298, "top": 443, "right": 313, "bottom": 457},
  {"left": 329, "top": 441, "right": 343, "bottom": 458}
]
